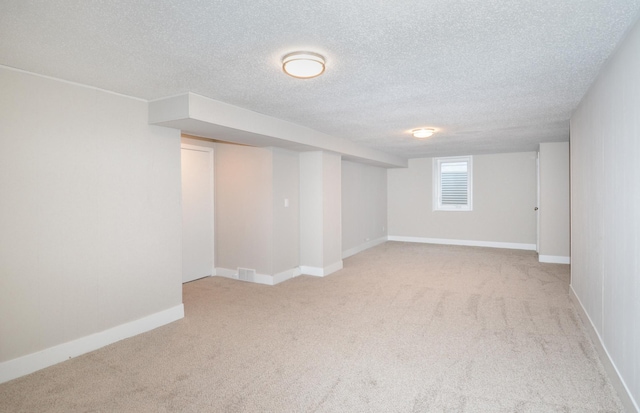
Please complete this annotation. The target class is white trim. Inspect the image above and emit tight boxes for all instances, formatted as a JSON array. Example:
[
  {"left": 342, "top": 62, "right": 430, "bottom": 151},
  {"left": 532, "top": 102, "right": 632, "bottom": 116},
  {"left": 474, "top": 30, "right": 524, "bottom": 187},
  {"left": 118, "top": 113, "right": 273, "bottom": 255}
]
[
  {"left": 388, "top": 235, "right": 536, "bottom": 251},
  {"left": 215, "top": 267, "right": 301, "bottom": 286},
  {"left": 570, "top": 288, "right": 639, "bottom": 413},
  {"left": 300, "top": 260, "right": 344, "bottom": 277},
  {"left": 272, "top": 267, "right": 302, "bottom": 285},
  {"left": 215, "top": 267, "right": 238, "bottom": 279},
  {"left": 0, "top": 64, "right": 147, "bottom": 102},
  {"left": 299, "top": 266, "right": 324, "bottom": 277},
  {"left": 538, "top": 255, "right": 570, "bottom": 264},
  {"left": 181, "top": 143, "right": 212, "bottom": 152},
  {"left": 342, "top": 237, "right": 387, "bottom": 259},
  {"left": 251, "top": 273, "right": 275, "bottom": 286},
  {"left": 0, "top": 304, "right": 184, "bottom": 384},
  {"left": 324, "top": 260, "right": 344, "bottom": 275}
]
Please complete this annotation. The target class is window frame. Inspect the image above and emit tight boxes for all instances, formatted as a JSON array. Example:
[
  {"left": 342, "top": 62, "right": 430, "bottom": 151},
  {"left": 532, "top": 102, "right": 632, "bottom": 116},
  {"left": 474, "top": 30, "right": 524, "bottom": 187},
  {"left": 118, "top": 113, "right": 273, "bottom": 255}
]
[{"left": 432, "top": 155, "right": 473, "bottom": 212}]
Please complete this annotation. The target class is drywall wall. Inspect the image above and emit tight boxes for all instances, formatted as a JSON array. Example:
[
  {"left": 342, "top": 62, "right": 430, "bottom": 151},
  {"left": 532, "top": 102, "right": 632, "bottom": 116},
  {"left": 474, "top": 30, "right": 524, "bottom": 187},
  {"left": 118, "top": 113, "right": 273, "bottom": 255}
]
[
  {"left": 300, "top": 152, "right": 343, "bottom": 274},
  {"left": 538, "top": 142, "right": 570, "bottom": 262},
  {"left": 341, "top": 160, "right": 387, "bottom": 257},
  {"left": 182, "top": 138, "right": 301, "bottom": 278},
  {"left": 388, "top": 152, "right": 537, "bottom": 247},
  {"left": 271, "top": 148, "right": 300, "bottom": 275},
  {"left": 299, "top": 152, "right": 324, "bottom": 269},
  {"left": 322, "top": 153, "right": 342, "bottom": 268},
  {"left": 214, "top": 143, "right": 274, "bottom": 275},
  {"left": 0, "top": 68, "right": 183, "bottom": 369},
  {"left": 149, "top": 93, "right": 408, "bottom": 168},
  {"left": 570, "top": 17, "right": 640, "bottom": 412}
]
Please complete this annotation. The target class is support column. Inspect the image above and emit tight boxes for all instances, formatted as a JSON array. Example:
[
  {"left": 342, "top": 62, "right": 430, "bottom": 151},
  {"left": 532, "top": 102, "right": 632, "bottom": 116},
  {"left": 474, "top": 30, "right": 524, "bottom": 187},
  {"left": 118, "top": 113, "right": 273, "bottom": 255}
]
[{"left": 299, "top": 151, "right": 343, "bottom": 276}]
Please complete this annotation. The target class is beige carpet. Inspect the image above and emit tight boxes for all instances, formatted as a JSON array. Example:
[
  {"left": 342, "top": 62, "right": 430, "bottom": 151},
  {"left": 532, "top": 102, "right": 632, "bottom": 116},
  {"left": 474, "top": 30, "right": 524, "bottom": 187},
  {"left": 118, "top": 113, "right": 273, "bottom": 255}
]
[{"left": 0, "top": 242, "right": 624, "bottom": 412}]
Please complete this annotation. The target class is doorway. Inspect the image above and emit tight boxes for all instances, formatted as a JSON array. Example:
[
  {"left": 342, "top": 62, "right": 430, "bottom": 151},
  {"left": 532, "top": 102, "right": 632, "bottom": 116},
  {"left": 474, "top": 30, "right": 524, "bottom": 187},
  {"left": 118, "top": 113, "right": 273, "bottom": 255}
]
[{"left": 181, "top": 144, "right": 214, "bottom": 283}]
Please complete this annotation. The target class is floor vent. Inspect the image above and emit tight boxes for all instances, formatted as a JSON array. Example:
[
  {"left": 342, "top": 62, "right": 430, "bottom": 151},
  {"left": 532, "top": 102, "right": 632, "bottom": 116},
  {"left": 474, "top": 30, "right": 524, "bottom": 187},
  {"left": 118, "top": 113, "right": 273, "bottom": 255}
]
[{"left": 237, "top": 268, "right": 256, "bottom": 282}]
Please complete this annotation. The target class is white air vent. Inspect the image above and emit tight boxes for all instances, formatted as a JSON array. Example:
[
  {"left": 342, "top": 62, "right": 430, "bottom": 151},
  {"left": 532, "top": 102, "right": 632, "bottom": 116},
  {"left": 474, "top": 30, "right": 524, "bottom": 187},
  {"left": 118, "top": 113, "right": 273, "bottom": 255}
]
[{"left": 237, "top": 268, "right": 256, "bottom": 282}]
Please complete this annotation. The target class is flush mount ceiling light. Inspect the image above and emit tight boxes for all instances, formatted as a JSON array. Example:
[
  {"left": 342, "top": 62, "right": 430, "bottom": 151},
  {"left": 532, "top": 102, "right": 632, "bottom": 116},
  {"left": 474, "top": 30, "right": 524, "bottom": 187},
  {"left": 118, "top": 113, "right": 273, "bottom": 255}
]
[
  {"left": 282, "top": 51, "right": 325, "bottom": 79},
  {"left": 412, "top": 128, "right": 435, "bottom": 138}
]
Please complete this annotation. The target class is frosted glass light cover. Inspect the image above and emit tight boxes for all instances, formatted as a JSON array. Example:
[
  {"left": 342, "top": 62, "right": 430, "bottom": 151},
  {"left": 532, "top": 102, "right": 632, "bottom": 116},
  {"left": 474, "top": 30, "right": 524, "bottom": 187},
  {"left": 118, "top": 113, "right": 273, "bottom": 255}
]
[
  {"left": 412, "top": 128, "right": 435, "bottom": 138},
  {"left": 282, "top": 52, "right": 325, "bottom": 79}
]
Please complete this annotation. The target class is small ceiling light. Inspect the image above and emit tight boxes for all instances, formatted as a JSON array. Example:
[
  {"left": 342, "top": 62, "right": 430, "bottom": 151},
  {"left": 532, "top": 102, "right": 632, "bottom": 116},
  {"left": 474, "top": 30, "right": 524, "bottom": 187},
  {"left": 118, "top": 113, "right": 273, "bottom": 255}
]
[
  {"left": 412, "top": 128, "right": 435, "bottom": 138},
  {"left": 282, "top": 51, "right": 325, "bottom": 79}
]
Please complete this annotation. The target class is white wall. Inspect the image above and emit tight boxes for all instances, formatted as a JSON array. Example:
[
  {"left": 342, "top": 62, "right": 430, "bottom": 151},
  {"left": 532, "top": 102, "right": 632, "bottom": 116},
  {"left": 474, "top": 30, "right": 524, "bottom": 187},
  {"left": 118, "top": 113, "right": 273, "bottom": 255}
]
[
  {"left": 341, "top": 160, "right": 387, "bottom": 257},
  {"left": 150, "top": 93, "right": 408, "bottom": 168},
  {"left": 213, "top": 143, "right": 274, "bottom": 275},
  {"left": 0, "top": 68, "right": 183, "bottom": 370},
  {"left": 299, "top": 152, "right": 324, "bottom": 269},
  {"left": 570, "top": 17, "right": 640, "bottom": 412},
  {"left": 182, "top": 138, "right": 301, "bottom": 278},
  {"left": 299, "top": 152, "right": 343, "bottom": 274},
  {"left": 538, "top": 142, "right": 570, "bottom": 262},
  {"left": 322, "top": 153, "right": 342, "bottom": 268},
  {"left": 271, "top": 148, "right": 300, "bottom": 275},
  {"left": 388, "top": 152, "right": 537, "bottom": 248}
]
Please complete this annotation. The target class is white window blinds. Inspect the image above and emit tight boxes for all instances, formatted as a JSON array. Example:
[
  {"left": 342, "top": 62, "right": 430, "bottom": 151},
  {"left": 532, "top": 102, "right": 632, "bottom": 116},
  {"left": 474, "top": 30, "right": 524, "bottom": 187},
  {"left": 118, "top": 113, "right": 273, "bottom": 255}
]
[
  {"left": 433, "top": 156, "right": 473, "bottom": 211},
  {"left": 440, "top": 162, "right": 468, "bottom": 205}
]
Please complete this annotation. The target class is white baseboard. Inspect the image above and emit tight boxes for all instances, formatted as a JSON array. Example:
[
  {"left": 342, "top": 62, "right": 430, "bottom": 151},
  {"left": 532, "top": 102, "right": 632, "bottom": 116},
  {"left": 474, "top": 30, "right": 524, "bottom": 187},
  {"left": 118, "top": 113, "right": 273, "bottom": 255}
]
[
  {"left": 273, "top": 267, "right": 302, "bottom": 285},
  {"left": 299, "top": 266, "right": 323, "bottom": 277},
  {"left": 539, "top": 254, "right": 571, "bottom": 264},
  {"left": 570, "top": 287, "right": 639, "bottom": 413},
  {"left": 300, "top": 260, "right": 344, "bottom": 277},
  {"left": 0, "top": 304, "right": 184, "bottom": 385},
  {"left": 215, "top": 267, "right": 301, "bottom": 286},
  {"left": 325, "top": 260, "right": 344, "bottom": 275},
  {"left": 215, "top": 267, "right": 238, "bottom": 279},
  {"left": 387, "top": 235, "right": 536, "bottom": 251},
  {"left": 342, "top": 237, "right": 387, "bottom": 259},
  {"left": 251, "top": 272, "right": 275, "bottom": 286}
]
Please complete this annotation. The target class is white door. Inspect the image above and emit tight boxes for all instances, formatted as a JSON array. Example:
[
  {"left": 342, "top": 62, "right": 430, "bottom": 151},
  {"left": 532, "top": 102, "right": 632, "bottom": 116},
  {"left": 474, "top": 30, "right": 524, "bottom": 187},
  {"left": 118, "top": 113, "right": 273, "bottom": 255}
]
[
  {"left": 181, "top": 144, "right": 214, "bottom": 283},
  {"left": 536, "top": 152, "right": 540, "bottom": 253}
]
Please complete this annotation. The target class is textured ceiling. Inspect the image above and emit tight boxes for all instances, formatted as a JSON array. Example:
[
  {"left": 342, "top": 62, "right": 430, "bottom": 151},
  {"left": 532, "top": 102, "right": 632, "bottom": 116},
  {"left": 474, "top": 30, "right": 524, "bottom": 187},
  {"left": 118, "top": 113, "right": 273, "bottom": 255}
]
[{"left": 1, "top": 0, "right": 639, "bottom": 158}]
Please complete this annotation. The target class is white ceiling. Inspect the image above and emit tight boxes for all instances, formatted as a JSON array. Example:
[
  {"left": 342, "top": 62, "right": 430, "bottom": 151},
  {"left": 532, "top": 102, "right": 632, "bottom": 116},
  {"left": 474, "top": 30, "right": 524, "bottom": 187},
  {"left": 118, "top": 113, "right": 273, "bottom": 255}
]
[{"left": 2, "top": 0, "right": 639, "bottom": 159}]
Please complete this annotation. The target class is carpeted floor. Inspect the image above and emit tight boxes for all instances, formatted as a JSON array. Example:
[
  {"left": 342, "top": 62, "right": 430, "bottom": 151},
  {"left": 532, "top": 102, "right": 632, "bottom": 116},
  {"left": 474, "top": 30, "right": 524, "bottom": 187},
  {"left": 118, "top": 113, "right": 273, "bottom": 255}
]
[{"left": 0, "top": 242, "right": 624, "bottom": 412}]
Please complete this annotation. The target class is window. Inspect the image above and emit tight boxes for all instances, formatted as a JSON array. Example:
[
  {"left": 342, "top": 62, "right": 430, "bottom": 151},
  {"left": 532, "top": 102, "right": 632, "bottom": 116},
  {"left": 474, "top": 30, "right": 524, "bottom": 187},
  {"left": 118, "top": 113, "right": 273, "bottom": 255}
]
[{"left": 433, "top": 156, "right": 473, "bottom": 211}]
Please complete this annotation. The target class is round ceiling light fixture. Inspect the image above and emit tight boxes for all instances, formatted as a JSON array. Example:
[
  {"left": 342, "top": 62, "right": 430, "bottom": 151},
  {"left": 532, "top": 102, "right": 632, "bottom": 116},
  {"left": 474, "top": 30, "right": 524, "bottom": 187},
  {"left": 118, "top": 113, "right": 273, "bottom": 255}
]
[
  {"left": 412, "top": 128, "right": 435, "bottom": 138},
  {"left": 282, "top": 51, "right": 325, "bottom": 79}
]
